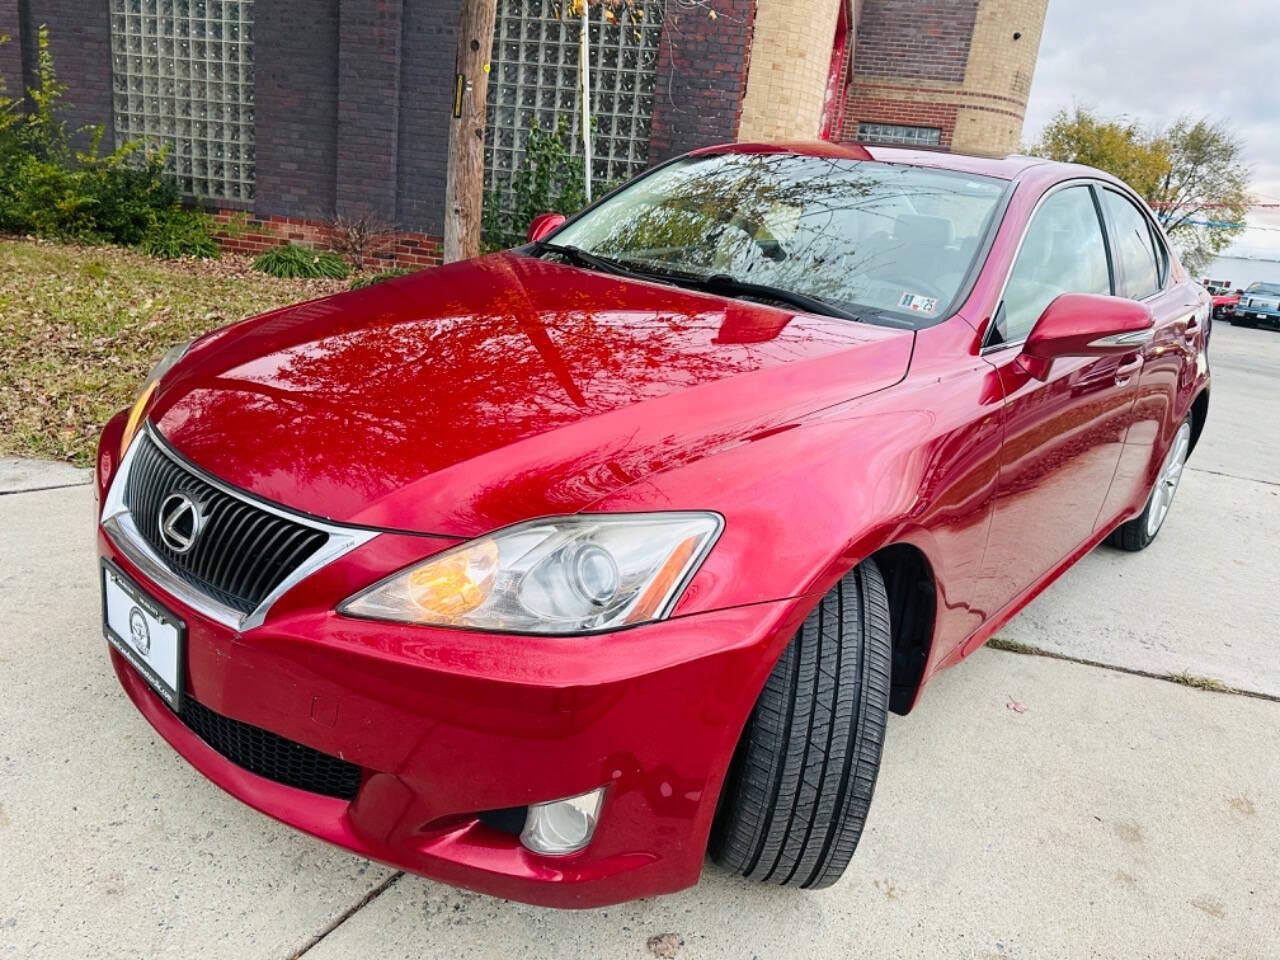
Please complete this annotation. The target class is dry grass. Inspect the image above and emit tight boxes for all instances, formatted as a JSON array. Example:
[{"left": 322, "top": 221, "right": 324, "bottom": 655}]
[
  {"left": 0, "top": 236, "right": 347, "bottom": 466},
  {"left": 1166, "top": 670, "right": 1230, "bottom": 692},
  {"left": 986, "top": 636, "right": 1043, "bottom": 655}
]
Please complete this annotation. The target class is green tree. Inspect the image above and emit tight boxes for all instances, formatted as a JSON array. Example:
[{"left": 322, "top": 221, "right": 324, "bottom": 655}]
[
  {"left": 1030, "top": 106, "right": 1253, "bottom": 277},
  {"left": 1148, "top": 117, "right": 1252, "bottom": 276},
  {"left": 1032, "top": 106, "right": 1169, "bottom": 198}
]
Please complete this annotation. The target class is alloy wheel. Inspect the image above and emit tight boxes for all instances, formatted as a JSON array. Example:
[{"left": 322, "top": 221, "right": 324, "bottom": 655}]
[{"left": 1146, "top": 420, "right": 1192, "bottom": 538}]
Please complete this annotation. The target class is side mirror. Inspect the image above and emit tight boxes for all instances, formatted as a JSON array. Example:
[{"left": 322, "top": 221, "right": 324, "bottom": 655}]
[
  {"left": 527, "top": 212, "right": 566, "bottom": 244},
  {"left": 1020, "top": 293, "right": 1154, "bottom": 380},
  {"left": 1236, "top": 289, "right": 1244, "bottom": 296}
]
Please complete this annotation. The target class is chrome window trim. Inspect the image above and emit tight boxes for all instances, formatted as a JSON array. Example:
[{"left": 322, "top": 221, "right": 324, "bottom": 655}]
[{"left": 101, "top": 424, "right": 377, "bottom": 632}]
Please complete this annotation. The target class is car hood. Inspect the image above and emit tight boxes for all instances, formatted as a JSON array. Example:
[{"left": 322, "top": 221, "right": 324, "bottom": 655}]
[{"left": 152, "top": 252, "right": 913, "bottom": 536}]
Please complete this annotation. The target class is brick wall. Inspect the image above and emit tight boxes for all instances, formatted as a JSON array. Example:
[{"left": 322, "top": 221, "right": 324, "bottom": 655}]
[
  {"left": 336, "top": 0, "right": 403, "bottom": 221},
  {"left": 737, "top": 0, "right": 841, "bottom": 141},
  {"left": 950, "top": 0, "right": 1046, "bottom": 154},
  {"left": 395, "top": 0, "right": 457, "bottom": 236},
  {"left": 852, "top": 0, "right": 979, "bottom": 85},
  {"left": 0, "top": 3, "right": 22, "bottom": 102},
  {"left": 254, "top": 0, "right": 341, "bottom": 218},
  {"left": 842, "top": 0, "right": 1046, "bottom": 156},
  {"left": 210, "top": 210, "right": 443, "bottom": 270},
  {"left": 648, "top": 0, "right": 757, "bottom": 163},
  {"left": 8, "top": 0, "right": 114, "bottom": 150},
  {"left": 842, "top": 95, "right": 958, "bottom": 148}
]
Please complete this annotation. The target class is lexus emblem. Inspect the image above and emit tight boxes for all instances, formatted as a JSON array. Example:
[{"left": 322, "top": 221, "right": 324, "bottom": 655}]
[
  {"left": 128, "top": 606, "right": 151, "bottom": 655},
  {"left": 158, "top": 492, "right": 203, "bottom": 554}
]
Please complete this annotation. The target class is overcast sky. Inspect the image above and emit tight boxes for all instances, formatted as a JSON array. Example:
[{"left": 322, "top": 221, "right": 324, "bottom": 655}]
[{"left": 1024, "top": 0, "right": 1280, "bottom": 259}]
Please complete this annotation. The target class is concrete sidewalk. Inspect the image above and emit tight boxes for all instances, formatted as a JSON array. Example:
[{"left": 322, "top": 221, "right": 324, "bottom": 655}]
[
  {"left": 3, "top": 320, "right": 1277, "bottom": 960},
  {"left": 2, "top": 483, "right": 1277, "bottom": 960}
]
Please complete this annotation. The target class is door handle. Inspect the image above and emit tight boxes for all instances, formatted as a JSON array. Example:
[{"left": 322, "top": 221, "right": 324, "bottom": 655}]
[{"left": 1115, "top": 355, "right": 1143, "bottom": 386}]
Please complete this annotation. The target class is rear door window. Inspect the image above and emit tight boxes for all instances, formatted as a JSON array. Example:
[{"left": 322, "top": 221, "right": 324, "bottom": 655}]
[{"left": 1102, "top": 190, "right": 1162, "bottom": 300}]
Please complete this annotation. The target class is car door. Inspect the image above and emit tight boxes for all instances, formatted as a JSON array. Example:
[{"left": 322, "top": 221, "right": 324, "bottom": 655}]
[
  {"left": 975, "top": 182, "right": 1140, "bottom": 610},
  {"left": 1094, "top": 187, "right": 1202, "bottom": 527}
]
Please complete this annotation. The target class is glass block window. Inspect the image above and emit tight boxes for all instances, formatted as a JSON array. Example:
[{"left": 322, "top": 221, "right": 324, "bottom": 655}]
[
  {"left": 856, "top": 123, "right": 942, "bottom": 148},
  {"left": 485, "top": 0, "right": 664, "bottom": 201},
  {"left": 109, "top": 0, "right": 255, "bottom": 201}
]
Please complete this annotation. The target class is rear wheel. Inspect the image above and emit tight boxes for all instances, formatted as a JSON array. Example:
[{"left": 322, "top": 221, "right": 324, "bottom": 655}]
[
  {"left": 709, "top": 560, "right": 892, "bottom": 889},
  {"left": 1107, "top": 418, "right": 1193, "bottom": 551}
]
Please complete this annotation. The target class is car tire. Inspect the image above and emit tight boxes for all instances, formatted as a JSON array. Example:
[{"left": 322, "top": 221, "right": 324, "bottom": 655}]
[
  {"left": 1107, "top": 417, "right": 1193, "bottom": 552},
  {"left": 709, "top": 560, "right": 892, "bottom": 889}
]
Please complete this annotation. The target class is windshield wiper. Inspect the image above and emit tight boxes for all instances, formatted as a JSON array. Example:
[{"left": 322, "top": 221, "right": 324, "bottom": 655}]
[
  {"left": 532, "top": 242, "right": 649, "bottom": 280},
  {"left": 672, "top": 272, "right": 862, "bottom": 323}
]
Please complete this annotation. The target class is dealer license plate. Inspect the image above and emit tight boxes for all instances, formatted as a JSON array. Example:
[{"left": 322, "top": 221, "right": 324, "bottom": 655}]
[{"left": 101, "top": 561, "right": 185, "bottom": 711}]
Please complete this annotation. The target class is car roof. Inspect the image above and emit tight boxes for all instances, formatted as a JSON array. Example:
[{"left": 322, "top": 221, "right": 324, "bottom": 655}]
[{"left": 693, "top": 140, "right": 1100, "bottom": 186}]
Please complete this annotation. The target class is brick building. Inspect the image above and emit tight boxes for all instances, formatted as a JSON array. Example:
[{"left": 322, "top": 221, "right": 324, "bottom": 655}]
[{"left": 0, "top": 0, "right": 1047, "bottom": 265}]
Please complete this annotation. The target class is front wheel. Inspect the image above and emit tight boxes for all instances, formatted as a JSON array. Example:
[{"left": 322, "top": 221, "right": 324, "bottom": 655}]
[
  {"left": 709, "top": 560, "right": 892, "bottom": 889},
  {"left": 1107, "top": 418, "right": 1193, "bottom": 551}
]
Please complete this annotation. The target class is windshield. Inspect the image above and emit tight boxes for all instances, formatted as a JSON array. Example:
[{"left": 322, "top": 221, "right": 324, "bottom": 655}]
[
  {"left": 547, "top": 153, "right": 1009, "bottom": 325},
  {"left": 1246, "top": 282, "right": 1280, "bottom": 296}
]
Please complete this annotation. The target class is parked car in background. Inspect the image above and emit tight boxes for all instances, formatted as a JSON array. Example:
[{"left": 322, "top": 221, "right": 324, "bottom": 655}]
[
  {"left": 1232, "top": 281, "right": 1280, "bottom": 329},
  {"left": 1201, "top": 277, "right": 1240, "bottom": 320},
  {"left": 94, "top": 142, "right": 1210, "bottom": 907}
]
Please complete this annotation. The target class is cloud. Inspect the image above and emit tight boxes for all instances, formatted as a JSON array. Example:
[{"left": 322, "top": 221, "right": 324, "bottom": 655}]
[{"left": 1024, "top": 0, "right": 1279, "bottom": 255}]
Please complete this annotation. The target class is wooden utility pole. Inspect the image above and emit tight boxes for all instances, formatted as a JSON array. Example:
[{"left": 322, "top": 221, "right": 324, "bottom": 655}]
[{"left": 443, "top": 0, "right": 498, "bottom": 263}]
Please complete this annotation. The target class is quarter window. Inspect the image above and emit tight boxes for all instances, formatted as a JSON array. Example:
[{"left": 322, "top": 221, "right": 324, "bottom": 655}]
[
  {"left": 1102, "top": 190, "right": 1162, "bottom": 300},
  {"left": 994, "top": 185, "right": 1111, "bottom": 346}
]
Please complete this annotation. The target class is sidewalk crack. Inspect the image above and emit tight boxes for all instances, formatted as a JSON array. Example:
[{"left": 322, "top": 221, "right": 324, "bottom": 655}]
[
  {"left": 290, "top": 871, "right": 404, "bottom": 959},
  {"left": 1187, "top": 466, "right": 1280, "bottom": 489},
  {"left": 986, "top": 640, "right": 1280, "bottom": 704},
  {"left": 0, "top": 479, "right": 93, "bottom": 496}
]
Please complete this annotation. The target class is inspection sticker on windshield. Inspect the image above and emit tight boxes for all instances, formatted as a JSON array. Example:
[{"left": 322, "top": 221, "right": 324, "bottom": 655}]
[{"left": 899, "top": 292, "right": 938, "bottom": 313}]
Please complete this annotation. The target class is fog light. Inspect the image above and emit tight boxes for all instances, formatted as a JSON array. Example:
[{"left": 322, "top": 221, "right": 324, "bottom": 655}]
[{"left": 519, "top": 787, "right": 605, "bottom": 856}]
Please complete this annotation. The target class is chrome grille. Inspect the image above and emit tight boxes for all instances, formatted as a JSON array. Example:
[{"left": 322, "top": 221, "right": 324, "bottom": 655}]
[{"left": 124, "top": 433, "right": 328, "bottom": 615}]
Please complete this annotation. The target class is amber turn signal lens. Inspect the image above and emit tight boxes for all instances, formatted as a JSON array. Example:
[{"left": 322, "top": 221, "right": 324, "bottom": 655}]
[
  {"left": 406, "top": 539, "right": 500, "bottom": 619},
  {"left": 119, "top": 380, "right": 158, "bottom": 457}
]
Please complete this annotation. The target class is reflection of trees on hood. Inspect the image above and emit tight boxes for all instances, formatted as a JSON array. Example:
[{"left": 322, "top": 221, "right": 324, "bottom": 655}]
[{"left": 163, "top": 251, "right": 859, "bottom": 511}]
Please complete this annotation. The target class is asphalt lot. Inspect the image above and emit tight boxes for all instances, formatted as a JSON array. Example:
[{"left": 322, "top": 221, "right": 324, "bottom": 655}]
[{"left": 2, "top": 319, "right": 1278, "bottom": 960}]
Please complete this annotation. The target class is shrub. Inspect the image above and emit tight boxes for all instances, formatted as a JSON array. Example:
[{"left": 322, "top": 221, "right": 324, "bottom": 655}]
[
  {"left": 140, "top": 208, "right": 220, "bottom": 259},
  {"left": 253, "top": 243, "right": 350, "bottom": 279},
  {"left": 349, "top": 267, "right": 412, "bottom": 290},
  {"left": 0, "top": 26, "right": 200, "bottom": 253},
  {"left": 482, "top": 116, "right": 591, "bottom": 252}
]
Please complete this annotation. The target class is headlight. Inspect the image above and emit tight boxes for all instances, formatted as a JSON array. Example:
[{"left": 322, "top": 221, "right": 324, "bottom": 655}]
[
  {"left": 120, "top": 339, "right": 193, "bottom": 455},
  {"left": 340, "top": 513, "right": 723, "bottom": 634}
]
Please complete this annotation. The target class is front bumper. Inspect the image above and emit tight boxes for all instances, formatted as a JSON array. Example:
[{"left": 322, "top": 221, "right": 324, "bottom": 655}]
[
  {"left": 94, "top": 413, "right": 804, "bottom": 907},
  {"left": 1237, "top": 303, "right": 1280, "bottom": 321}
]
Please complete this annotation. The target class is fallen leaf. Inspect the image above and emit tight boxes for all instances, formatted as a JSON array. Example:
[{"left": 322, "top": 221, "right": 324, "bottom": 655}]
[{"left": 647, "top": 933, "right": 684, "bottom": 959}]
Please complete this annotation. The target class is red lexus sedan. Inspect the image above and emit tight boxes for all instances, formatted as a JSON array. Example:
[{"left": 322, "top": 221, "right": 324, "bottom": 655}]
[{"left": 95, "top": 142, "right": 1209, "bottom": 908}]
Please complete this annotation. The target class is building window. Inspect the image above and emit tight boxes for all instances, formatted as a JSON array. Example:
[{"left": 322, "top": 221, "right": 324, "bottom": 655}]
[
  {"left": 109, "top": 0, "right": 255, "bottom": 202},
  {"left": 857, "top": 123, "right": 942, "bottom": 148},
  {"left": 485, "top": 0, "right": 664, "bottom": 203}
]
